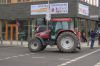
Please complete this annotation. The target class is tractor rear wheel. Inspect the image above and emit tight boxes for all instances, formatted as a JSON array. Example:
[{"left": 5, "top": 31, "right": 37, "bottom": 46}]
[
  {"left": 28, "top": 38, "right": 46, "bottom": 52},
  {"left": 57, "top": 32, "right": 79, "bottom": 53}
]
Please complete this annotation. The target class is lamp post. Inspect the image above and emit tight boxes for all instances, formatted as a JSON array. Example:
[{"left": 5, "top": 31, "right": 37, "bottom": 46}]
[{"left": 46, "top": 0, "right": 51, "bottom": 30}]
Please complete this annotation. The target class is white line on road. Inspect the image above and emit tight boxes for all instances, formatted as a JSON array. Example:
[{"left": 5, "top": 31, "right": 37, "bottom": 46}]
[
  {"left": 32, "top": 57, "right": 45, "bottom": 59},
  {"left": 0, "top": 53, "right": 35, "bottom": 61},
  {"left": 4, "top": 57, "right": 11, "bottom": 60},
  {"left": 25, "top": 54, "right": 30, "bottom": 55},
  {"left": 94, "top": 61, "right": 100, "bottom": 66},
  {"left": 58, "top": 49, "right": 100, "bottom": 66},
  {"left": 18, "top": 54, "right": 25, "bottom": 57},
  {"left": 12, "top": 56, "right": 18, "bottom": 58}
]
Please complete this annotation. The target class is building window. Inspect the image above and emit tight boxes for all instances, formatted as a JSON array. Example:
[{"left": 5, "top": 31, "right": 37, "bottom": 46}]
[
  {"left": 32, "top": 0, "right": 48, "bottom": 2},
  {"left": 0, "top": 0, "right": 2, "bottom": 4},
  {"left": 0, "top": 0, "right": 6, "bottom": 4},
  {"left": 7, "top": 0, "right": 11, "bottom": 4},
  {"left": 17, "top": 0, "right": 31, "bottom": 3},
  {"left": 17, "top": 0, "right": 22, "bottom": 3},
  {"left": 80, "top": 0, "right": 99, "bottom": 7},
  {"left": 24, "top": 0, "right": 30, "bottom": 2},
  {"left": 0, "top": 0, "right": 12, "bottom": 4}
]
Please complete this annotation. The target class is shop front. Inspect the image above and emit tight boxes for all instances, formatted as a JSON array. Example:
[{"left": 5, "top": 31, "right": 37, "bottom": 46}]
[{"left": 1, "top": 19, "right": 32, "bottom": 41}]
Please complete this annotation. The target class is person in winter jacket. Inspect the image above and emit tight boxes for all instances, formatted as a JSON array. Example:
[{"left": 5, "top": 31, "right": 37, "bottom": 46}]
[{"left": 90, "top": 30, "right": 96, "bottom": 49}]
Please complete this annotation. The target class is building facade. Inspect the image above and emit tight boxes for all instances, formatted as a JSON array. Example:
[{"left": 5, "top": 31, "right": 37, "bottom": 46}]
[
  {"left": 0, "top": 0, "right": 99, "bottom": 41},
  {"left": 0, "top": 0, "right": 48, "bottom": 4}
]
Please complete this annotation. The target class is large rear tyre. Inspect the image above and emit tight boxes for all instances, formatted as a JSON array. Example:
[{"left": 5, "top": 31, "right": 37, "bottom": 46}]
[
  {"left": 57, "top": 32, "right": 79, "bottom": 53},
  {"left": 28, "top": 38, "right": 46, "bottom": 52}
]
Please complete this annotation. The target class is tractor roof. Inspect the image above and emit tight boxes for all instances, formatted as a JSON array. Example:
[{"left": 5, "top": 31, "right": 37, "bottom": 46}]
[{"left": 51, "top": 18, "right": 72, "bottom": 22}]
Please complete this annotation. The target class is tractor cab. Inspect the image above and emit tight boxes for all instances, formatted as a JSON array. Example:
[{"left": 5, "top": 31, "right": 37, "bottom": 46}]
[{"left": 50, "top": 18, "right": 74, "bottom": 39}]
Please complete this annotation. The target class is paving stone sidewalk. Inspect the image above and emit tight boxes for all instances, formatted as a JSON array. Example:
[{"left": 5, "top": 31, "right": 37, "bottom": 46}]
[{"left": 0, "top": 40, "right": 100, "bottom": 48}]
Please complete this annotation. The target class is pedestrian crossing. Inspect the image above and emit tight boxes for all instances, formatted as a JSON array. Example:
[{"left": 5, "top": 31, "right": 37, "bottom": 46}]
[{"left": 94, "top": 61, "right": 100, "bottom": 66}]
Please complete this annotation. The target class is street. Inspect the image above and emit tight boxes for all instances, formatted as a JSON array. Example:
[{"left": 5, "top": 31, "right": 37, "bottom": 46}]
[{"left": 0, "top": 46, "right": 100, "bottom": 66}]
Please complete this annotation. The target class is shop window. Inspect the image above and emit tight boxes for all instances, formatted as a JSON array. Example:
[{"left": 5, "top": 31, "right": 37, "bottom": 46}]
[
  {"left": 7, "top": 0, "right": 11, "bottom": 4},
  {"left": 36, "top": 18, "right": 47, "bottom": 26},
  {"left": 78, "top": 19, "right": 86, "bottom": 32},
  {"left": 24, "top": 0, "right": 30, "bottom": 2},
  {"left": 2, "top": 20, "right": 6, "bottom": 40},
  {"left": 87, "top": 20, "right": 91, "bottom": 36},
  {"left": 0, "top": 0, "right": 6, "bottom": 4},
  {"left": 17, "top": 0, "right": 22, "bottom": 3},
  {"left": 18, "top": 20, "right": 28, "bottom": 40},
  {"left": 32, "top": 0, "right": 48, "bottom": 2},
  {"left": 80, "top": 0, "right": 99, "bottom": 7},
  {"left": 77, "top": 18, "right": 87, "bottom": 36}
]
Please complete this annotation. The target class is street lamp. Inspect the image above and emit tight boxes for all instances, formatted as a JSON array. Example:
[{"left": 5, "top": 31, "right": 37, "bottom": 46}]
[
  {"left": 46, "top": 0, "right": 51, "bottom": 21},
  {"left": 46, "top": 0, "right": 51, "bottom": 29}
]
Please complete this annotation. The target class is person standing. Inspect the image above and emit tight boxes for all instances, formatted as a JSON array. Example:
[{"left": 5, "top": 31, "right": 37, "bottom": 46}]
[
  {"left": 77, "top": 30, "right": 81, "bottom": 41},
  {"left": 75, "top": 28, "right": 81, "bottom": 49},
  {"left": 90, "top": 30, "right": 96, "bottom": 49},
  {"left": 81, "top": 31, "right": 87, "bottom": 42},
  {"left": 74, "top": 28, "right": 81, "bottom": 40}
]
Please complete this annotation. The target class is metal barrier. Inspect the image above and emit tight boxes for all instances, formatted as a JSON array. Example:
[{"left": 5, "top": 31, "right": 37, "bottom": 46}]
[
  {"left": 0, "top": 39, "right": 28, "bottom": 47},
  {"left": 1, "top": 38, "right": 3, "bottom": 45}
]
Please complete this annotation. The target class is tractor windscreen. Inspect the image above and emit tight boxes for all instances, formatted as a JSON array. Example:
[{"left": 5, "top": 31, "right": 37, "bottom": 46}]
[
  {"left": 36, "top": 18, "right": 47, "bottom": 32},
  {"left": 36, "top": 25, "right": 47, "bottom": 33}
]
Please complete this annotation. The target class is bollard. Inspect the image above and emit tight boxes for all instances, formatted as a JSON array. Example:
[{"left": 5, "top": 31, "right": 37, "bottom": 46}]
[
  {"left": 10, "top": 40, "right": 13, "bottom": 46},
  {"left": 87, "top": 39, "right": 89, "bottom": 46},
  {"left": 16, "top": 39, "right": 18, "bottom": 46},
  {"left": 21, "top": 39, "right": 23, "bottom": 46},
  {"left": 1, "top": 38, "right": 3, "bottom": 45}
]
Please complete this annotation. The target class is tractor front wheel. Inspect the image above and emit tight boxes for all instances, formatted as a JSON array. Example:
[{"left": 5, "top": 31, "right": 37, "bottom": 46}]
[
  {"left": 57, "top": 32, "right": 79, "bottom": 52},
  {"left": 28, "top": 38, "right": 46, "bottom": 52}
]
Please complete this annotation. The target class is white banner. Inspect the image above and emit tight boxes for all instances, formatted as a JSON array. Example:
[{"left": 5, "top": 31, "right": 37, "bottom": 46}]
[
  {"left": 78, "top": 3, "right": 89, "bottom": 16},
  {"left": 31, "top": 3, "right": 68, "bottom": 15}
]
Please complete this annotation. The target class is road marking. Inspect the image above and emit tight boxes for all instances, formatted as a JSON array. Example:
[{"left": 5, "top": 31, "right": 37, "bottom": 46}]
[
  {"left": 58, "top": 49, "right": 100, "bottom": 66},
  {"left": 25, "top": 54, "right": 30, "bottom": 56},
  {"left": 94, "top": 61, "right": 100, "bottom": 66},
  {"left": 12, "top": 56, "right": 18, "bottom": 58},
  {"left": 18, "top": 55, "right": 25, "bottom": 57},
  {"left": 4, "top": 57, "right": 11, "bottom": 60},
  {"left": 32, "top": 57, "right": 45, "bottom": 59},
  {"left": 0, "top": 53, "right": 35, "bottom": 61}
]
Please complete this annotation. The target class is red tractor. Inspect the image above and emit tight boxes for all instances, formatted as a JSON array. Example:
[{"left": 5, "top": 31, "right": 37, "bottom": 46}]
[{"left": 28, "top": 18, "right": 81, "bottom": 52}]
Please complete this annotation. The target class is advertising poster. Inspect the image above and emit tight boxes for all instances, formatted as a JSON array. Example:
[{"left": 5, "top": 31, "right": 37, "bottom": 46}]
[
  {"left": 31, "top": 3, "right": 68, "bottom": 15},
  {"left": 78, "top": 3, "right": 89, "bottom": 16}
]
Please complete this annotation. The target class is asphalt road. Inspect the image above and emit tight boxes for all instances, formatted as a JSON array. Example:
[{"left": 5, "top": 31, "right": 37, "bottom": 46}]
[{"left": 0, "top": 46, "right": 100, "bottom": 66}]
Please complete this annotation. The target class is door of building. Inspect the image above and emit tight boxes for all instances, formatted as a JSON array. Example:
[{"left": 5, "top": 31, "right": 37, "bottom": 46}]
[{"left": 6, "top": 23, "right": 18, "bottom": 40}]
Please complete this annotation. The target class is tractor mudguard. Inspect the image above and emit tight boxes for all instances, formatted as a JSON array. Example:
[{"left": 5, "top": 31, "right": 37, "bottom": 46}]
[
  {"left": 34, "top": 36, "right": 45, "bottom": 45},
  {"left": 56, "top": 30, "right": 76, "bottom": 41}
]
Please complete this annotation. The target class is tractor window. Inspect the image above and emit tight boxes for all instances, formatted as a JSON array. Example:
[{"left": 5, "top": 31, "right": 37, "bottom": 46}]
[
  {"left": 62, "top": 22, "right": 74, "bottom": 30},
  {"left": 36, "top": 25, "right": 46, "bottom": 32},
  {"left": 53, "top": 22, "right": 74, "bottom": 32},
  {"left": 55, "top": 22, "right": 62, "bottom": 31},
  {"left": 62, "top": 22, "right": 68, "bottom": 30}
]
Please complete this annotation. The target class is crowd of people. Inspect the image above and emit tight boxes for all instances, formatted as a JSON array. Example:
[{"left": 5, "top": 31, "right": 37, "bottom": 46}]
[{"left": 75, "top": 28, "right": 100, "bottom": 49}]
